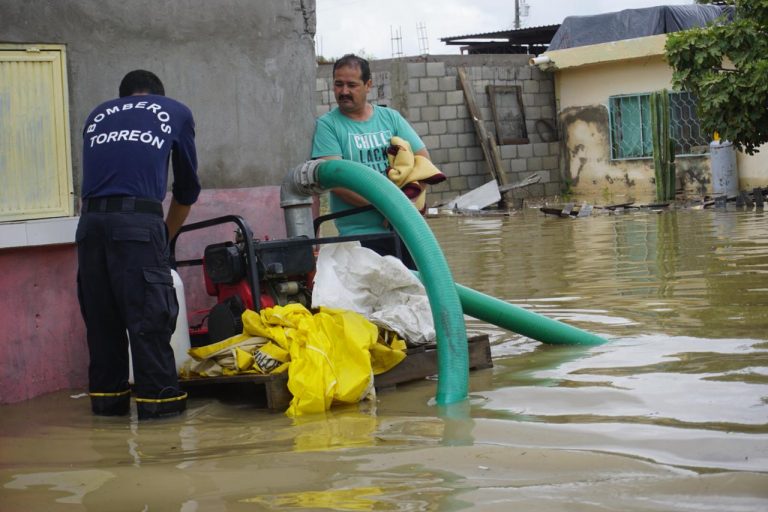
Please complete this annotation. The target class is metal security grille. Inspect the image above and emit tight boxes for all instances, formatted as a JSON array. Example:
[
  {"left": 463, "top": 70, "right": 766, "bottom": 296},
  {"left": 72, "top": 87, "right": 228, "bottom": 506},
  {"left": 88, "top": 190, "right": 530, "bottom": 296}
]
[
  {"left": 0, "top": 45, "right": 73, "bottom": 222},
  {"left": 609, "top": 91, "right": 709, "bottom": 160}
]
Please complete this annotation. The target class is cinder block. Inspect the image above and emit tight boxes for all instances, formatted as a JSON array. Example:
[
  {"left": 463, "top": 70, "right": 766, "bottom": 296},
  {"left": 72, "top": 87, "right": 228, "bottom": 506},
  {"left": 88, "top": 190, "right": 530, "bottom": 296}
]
[
  {"left": 448, "top": 147, "right": 466, "bottom": 161},
  {"left": 421, "top": 106, "right": 439, "bottom": 121},
  {"left": 430, "top": 148, "right": 448, "bottom": 163},
  {"left": 516, "top": 66, "right": 532, "bottom": 80},
  {"left": 440, "top": 133, "right": 458, "bottom": 148},
  {"left": 440, "top": 162, "right": 460, "bottom": 177},
  {"left": 542, "top": 156, "right": 559, "bottom": 170},
  {"left": 500, "top": 145, "right": 517, "bottom": 160},
  {"left": 456, "top": 105, "right": 469, "bottom": 119},
  {"left": 439, "top": 76, "right": 456, "bottom": 91},
  {"left": 527, "top": 156, "right": 543, "bottom": 171},
  {"left": 422, "top": 135, "right": 440, "bottom": 148},
  {"left": 431, "top": 181, "right": 450, "bottom": 193},
  {"left": 525, "top": 106, "right": 542, "bottom": 120},
  {"left": 449, "top": 176, "right": 469, "bottom": 190},
  {"left": 466, "top": 146, "right": 483, "bottom": 161},
  {"left": 446, "top": 90, "right": 464, "bottom": 105},
  {"left": 428, "top": 91, "right": 447, "bottom": 106},
  {"left": 523, "top": 80, "right": 540, "bottom": 94},
  {"left": 412, "top": 121, "right": 429, "bottom": 137},
  {"left": 426, "top": 61, "right": 446, "bottom": 77},
  {"left": 316, "top": 78, "right": 328, "bottom": 91},
  {"left": 458, "top": 133, "right": 476, "bottom": 147},
  {"left": 407, "top": 62, "right": 427, "bottom": 78},
  {"left": 509, "top": 158, "right": 528, "bottom": 172},
  {"left": 533, "top": 142, "right": 550, "bottom": 157},
  {"left": 428, "top": 120, "right": 448, "bottom": 135},
  {"left": 447, "top": 119, "right": 465, "bottom": 134},
  {"left": 535, "top": 93, "right": 554, "bottom": 107},
  {"left": 459, "top": 161, "right": 477, "bottom": 176},
  {"left": 409, "top": 92, "right": 428, "bottom": 108},
  {"left": 517, "top": 144, "right": 533, "bottom": 158},
  {"left": 316, "top": 105, "right": 330, "bottom": 116},
  {"left": 409, "top": 78, "right": 420, "bottom": 93},
  {"left": 419, "top": 77, "right": 439, "bottom": 92},
  {"left": 467, "top": 175, "right": 487, "bottom": 189},
  {"left": 439, "top": 105, "right": 457, "bottom": 120}
]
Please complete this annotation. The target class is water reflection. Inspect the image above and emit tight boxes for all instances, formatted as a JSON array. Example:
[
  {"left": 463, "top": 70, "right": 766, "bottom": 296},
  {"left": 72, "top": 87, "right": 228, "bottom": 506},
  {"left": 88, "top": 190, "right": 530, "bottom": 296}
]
[{"left": 1, "top": 208, "right": 767, "bottom": 510}]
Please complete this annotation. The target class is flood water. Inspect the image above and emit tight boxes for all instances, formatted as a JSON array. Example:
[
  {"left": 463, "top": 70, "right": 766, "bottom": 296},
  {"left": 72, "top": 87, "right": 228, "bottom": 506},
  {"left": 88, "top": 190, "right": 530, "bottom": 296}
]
[{"left": 2, "top": 207, "right": 767, "bottom": 511}]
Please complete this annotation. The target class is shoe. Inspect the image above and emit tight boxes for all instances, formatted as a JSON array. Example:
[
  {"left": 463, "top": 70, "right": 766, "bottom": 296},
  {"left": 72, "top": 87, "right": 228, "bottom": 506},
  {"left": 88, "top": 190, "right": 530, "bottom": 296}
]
[
  {"left": 136, "top": 389, "right": 187, "bottom": 420},
  {"left": 90, "top": 390, "right": 131, "bottom": 416}
]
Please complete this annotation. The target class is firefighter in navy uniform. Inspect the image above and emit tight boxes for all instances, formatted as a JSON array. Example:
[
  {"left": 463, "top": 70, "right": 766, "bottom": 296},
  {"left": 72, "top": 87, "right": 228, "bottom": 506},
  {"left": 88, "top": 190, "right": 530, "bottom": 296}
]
[{"left": 77, "top": 70, "right": 201, "bottom": 419}]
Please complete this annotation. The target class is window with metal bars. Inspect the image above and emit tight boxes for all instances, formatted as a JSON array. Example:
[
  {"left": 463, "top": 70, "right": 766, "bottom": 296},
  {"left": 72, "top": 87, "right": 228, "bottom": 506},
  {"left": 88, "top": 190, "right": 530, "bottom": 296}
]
[{"left": 608, "top": 92, "right": 709, "bottom": 160}]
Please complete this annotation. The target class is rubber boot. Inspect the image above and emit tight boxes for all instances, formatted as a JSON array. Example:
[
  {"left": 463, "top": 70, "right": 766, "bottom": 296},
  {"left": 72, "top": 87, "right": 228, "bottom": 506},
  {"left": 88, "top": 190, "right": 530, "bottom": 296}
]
[
  {"left": 90, "top": 390, "right": 131, "bottom": 416},
  {"left": 136, "top": 388, "right": 187, "bottom": 420}
]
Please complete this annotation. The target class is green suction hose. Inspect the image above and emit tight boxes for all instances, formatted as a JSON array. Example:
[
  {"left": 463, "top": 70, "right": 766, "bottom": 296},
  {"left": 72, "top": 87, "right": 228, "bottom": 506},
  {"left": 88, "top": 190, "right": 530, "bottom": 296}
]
[
  {"left": 315, "top": 160, "right": 469, "bottom": 405},
  {"left": 454, "top": 282, "right": 607, "bottom": 346}
]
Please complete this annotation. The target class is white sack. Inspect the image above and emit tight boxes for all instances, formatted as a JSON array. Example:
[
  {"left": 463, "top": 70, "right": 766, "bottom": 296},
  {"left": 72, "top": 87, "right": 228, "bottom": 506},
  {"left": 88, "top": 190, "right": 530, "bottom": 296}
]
[{"left": 311, "top": 242, "right": 435, "bottom": 345}]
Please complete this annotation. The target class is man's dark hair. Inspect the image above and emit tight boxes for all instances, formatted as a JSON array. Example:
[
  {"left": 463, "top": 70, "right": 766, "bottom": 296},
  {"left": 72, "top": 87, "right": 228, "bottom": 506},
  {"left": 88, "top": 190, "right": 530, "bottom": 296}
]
[
  {"left": 118, "top": 70, "right": 165, "bottom": 97},
  {"left": 332, "top": 54, "right": 371, "bottom": 83}
]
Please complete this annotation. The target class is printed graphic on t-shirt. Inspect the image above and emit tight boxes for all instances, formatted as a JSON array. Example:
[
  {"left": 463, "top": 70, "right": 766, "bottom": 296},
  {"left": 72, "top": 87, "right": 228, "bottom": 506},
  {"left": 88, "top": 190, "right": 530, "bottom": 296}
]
[
  {"left": 346, "top": 130, "right": 392, "bottom": 173},
  {"left": 85, "top": 100, "right": 173, "bottom": 151}
]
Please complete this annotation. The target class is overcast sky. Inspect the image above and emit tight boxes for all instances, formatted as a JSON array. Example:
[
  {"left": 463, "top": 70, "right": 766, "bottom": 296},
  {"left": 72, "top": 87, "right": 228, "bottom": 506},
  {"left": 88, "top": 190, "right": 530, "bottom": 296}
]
[{"left": 315, "top": 0, "right": 695, "bottom": 59}]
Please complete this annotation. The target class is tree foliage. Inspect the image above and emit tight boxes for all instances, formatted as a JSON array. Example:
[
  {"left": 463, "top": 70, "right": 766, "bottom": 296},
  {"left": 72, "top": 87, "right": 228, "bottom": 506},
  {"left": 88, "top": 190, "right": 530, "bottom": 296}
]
[{"left": 666, "top": 0, "right": 768, "bottom": 154}]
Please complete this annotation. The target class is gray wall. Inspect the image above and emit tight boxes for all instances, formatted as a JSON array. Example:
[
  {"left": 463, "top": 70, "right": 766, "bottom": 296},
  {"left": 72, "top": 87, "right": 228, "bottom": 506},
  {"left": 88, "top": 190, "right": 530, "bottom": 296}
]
[
  {"left": 0, "top": 0, "right": 317, "bottom": 193},
  {"left": 316, "top": 54, "right": 561, "bottom": 206}
]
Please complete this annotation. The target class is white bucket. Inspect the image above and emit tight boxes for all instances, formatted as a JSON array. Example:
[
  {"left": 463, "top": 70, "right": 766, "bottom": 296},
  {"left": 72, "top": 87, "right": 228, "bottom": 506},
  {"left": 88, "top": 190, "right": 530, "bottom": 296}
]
[
  {"left": 129, "top": 269, "right": 191, "bottom": 382},
  {"left": 710, "top": 140, "right": 739, "bottom": 197}
]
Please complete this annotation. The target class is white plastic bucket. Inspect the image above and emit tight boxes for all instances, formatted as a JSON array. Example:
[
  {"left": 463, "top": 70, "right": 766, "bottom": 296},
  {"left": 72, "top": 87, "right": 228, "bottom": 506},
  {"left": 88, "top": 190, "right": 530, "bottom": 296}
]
[
  {"left": 129, "top": 269, "right": 191, "bottom": 382},
  {"left": 710, "top": 140, "right": 739, "bottom": 197}
]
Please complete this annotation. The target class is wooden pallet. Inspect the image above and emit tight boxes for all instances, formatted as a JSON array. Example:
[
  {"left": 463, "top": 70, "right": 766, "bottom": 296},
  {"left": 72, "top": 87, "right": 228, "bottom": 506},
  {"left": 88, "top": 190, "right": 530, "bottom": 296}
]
[{"left": 180, "top": 334, "right": 493, "bottom": 411}]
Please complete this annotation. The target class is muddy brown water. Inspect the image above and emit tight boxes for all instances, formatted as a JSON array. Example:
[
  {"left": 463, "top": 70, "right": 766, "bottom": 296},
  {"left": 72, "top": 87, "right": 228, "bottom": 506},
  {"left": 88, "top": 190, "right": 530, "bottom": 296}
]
[{"left": 1, "top": 208, "right": 767, "bottom": 511}]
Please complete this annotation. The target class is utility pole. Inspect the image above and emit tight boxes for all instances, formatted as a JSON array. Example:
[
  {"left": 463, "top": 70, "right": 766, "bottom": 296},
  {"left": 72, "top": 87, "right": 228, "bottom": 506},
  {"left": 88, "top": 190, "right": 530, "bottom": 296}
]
[{"left": 514, "top": 0, "right": 520, "bottom": 30}]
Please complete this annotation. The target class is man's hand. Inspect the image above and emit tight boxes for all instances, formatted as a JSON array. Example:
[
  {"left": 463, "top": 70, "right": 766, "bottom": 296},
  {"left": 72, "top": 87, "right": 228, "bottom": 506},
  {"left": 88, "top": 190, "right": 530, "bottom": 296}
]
[{"left": 166, "top": 198, "right": 191, "bottom": 240}]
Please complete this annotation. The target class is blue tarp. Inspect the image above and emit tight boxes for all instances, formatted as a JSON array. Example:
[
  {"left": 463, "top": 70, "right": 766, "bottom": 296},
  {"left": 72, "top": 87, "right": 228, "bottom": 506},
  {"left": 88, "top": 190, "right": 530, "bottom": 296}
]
[{"left": 548, "top": 5, "right": 734, "bottom": 51}]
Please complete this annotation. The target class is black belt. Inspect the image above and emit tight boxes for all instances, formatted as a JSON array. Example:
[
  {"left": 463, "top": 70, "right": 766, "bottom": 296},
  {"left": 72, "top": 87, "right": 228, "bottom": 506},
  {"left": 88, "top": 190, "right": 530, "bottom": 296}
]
[{"left": 84, "top": 196, "right": 163, "bottom": 216}]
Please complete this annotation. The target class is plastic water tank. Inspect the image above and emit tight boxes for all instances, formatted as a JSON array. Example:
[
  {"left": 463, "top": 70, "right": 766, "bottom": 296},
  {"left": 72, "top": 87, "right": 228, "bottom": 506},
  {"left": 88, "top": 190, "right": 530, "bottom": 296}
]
[
  {"left": 709, "top": 139, "right": 739, "bottom": 197},
  {"left": 129, "top": 269, "right": 191, "bottom": 382}
]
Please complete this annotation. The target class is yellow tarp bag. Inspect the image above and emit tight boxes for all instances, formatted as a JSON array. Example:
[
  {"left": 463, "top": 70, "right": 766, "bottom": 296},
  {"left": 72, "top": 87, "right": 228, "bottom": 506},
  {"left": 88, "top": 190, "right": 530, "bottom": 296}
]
[
  {"left": 182, "top": 334, "right": 268, "bottom": 377},
  {"left": 184, "top": 303, "right": 406, "bottom": 416},
  {"left": 286, "top": 306, "right": 379, "bottom": 416}
]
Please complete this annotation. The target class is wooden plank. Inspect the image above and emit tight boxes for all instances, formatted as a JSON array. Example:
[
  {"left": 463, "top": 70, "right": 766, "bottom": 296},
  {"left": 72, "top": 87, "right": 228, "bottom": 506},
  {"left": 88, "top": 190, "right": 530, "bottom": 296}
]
[
  {"left": 180, "top": 334, "right": 493, "bottom": 410},
  {"left": 457, "top": 68, "right": 503, "bottom": 187},
  {"left": 374, "top": 334, "right": 493, "bottom": 388}
]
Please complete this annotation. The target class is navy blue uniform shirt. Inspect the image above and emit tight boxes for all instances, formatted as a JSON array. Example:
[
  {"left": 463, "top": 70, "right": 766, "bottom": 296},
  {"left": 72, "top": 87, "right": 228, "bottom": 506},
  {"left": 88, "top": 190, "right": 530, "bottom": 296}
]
[{"left": 81, "top": 95, "right": 200, "bottom": 205}]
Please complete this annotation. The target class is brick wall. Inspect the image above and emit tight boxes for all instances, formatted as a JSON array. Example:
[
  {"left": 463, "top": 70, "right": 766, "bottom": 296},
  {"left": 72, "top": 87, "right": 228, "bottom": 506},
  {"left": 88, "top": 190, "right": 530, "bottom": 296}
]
[{"left": 316, "top": 54, "right": 562, "bottom": 207}]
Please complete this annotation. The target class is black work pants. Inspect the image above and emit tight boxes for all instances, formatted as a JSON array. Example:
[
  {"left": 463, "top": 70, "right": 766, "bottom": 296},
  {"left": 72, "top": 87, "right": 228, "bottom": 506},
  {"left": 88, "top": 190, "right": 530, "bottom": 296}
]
[{"left": 76, "top": 208, "right": 180, "bottom": 404}]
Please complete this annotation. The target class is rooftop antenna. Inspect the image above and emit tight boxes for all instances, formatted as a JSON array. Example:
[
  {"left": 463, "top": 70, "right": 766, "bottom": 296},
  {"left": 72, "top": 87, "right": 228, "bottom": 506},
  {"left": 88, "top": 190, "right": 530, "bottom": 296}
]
[
  {"left": 417, "top": 22, "right": 430, "bottom": 55},
  {"left": 390, "top": 25, "right": 403, "bottom": 58}
]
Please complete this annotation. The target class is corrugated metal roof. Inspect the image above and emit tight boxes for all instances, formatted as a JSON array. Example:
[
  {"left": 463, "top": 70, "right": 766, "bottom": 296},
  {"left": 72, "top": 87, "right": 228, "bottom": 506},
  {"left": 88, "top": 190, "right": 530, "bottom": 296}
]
[{"left": 440, "top": 24, "right": 560, "bottom": 45}]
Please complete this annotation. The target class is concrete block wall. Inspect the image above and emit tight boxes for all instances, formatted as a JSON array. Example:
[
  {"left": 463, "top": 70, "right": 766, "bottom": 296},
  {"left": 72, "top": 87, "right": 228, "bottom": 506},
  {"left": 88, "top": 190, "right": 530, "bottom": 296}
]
[{"left": 316, "top": 54, "right": 562, "bottom": 207}]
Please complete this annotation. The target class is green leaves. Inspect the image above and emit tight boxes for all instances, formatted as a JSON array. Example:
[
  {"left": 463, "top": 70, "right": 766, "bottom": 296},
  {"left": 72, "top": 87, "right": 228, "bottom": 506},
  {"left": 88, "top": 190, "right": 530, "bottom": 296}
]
[{"left": 666, "top": 0, "right": 768, "bottom": 154}]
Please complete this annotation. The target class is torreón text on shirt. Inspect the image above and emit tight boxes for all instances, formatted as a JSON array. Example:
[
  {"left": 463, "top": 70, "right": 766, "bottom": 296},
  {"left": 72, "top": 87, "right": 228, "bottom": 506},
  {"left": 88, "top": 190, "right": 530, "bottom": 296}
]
[{"left": 86, "top": 100, "right": 174, "bottom": 150}]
